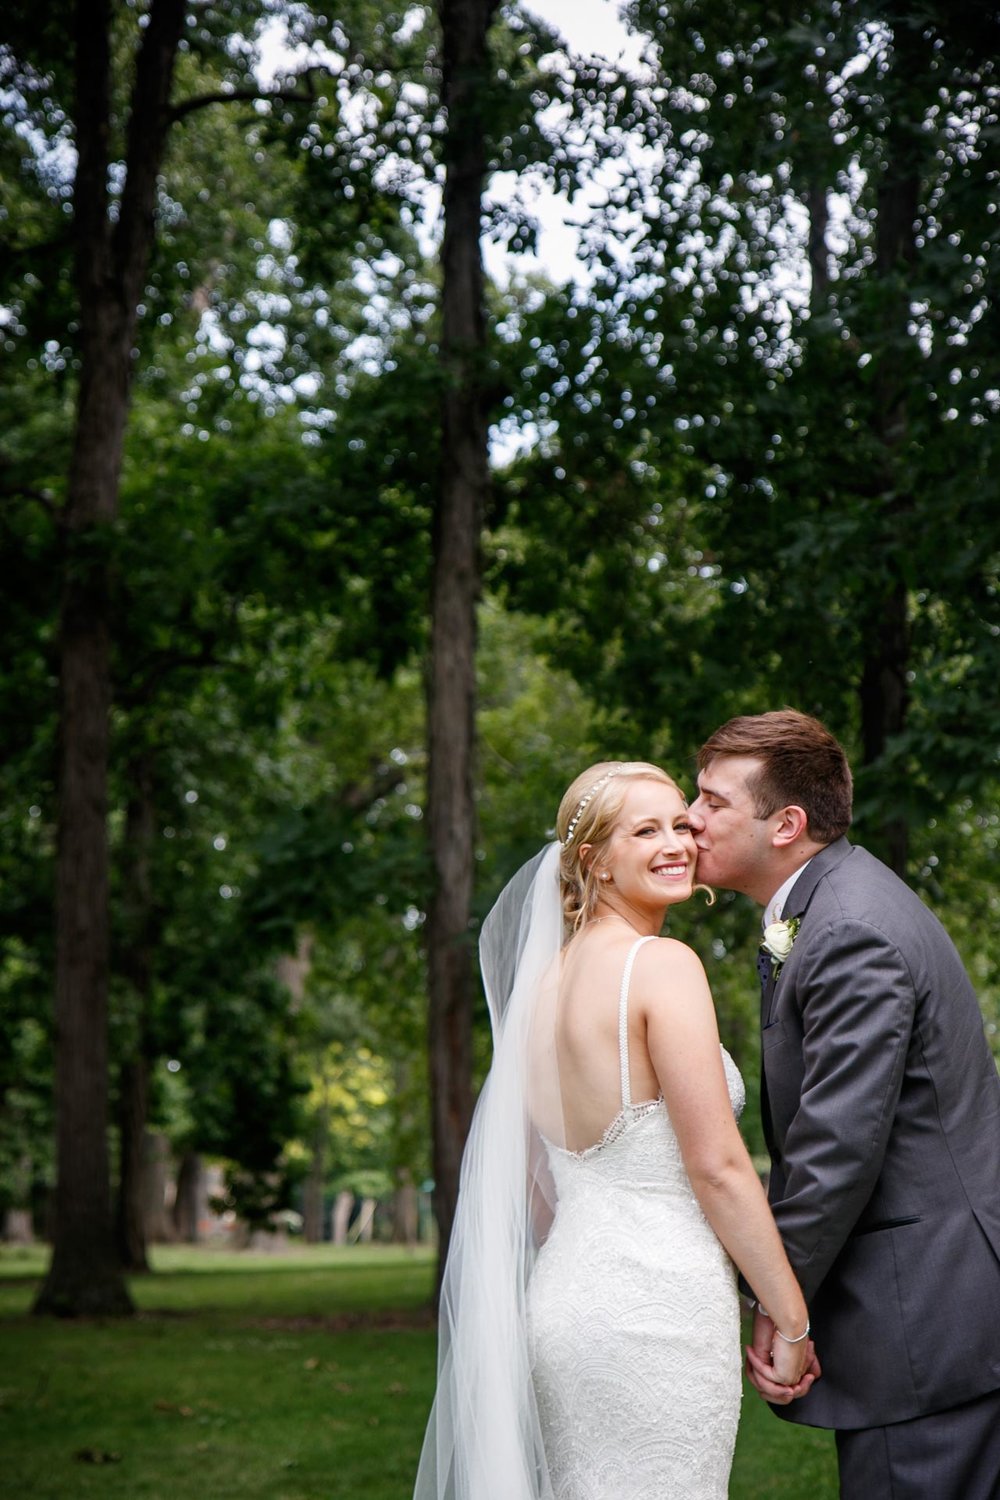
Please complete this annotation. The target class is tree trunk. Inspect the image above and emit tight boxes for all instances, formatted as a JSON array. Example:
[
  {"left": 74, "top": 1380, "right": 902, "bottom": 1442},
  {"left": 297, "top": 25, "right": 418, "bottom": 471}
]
[
  {"left": 34, "top": 0, "right": 185, "bottom": 1317},
  {"left": 859, "top": 579, "right": 910, "bottom": 873},
  {"left": 173, "top": 1151, "right": 202, "bottom": 1243},
  {"left": 117, "top": 1058, "right": 152, "bottom": 1272},
  {"left": 3, "top": 1207, "right": 34, "bottom": 1246},
  {"left": 425, "top": 0, "right": 499, "bottom": 1302},
  {"left": 806, "top": 183, "right": 830, "bottom": 311},
  {"left": 391, "top": 1171, "right": 419, "bottom": 1246},
  {"left": 391, "top": 1060, "right": 419, "bottom": 1245},
  {"left": 302, "top": 1171, "right": 325, "bottom": 1244},
  {"left": 143, "top": 1132, "right": 175, "bottom": 1244},
  {"left": 330, "top": 1190, "right": 350, "bottom": 1245},
  {"left": 857, "top": 23, "right": 924, "bottom": 877},
  {"left": 2, "top": 1153, "right": 35, "bottom": 1244},
  {"left": 116, "top": 753, "right": 158, "bottom": 1272},
  {"left": 302, "top": 1119, "right": 327, "bottom": 1244},
  {"left": 276, "top": 936, "right": 322, "bottom": 1239},
  {"left": 352, "top": 1197, "right": 377, "bottom": 1243},
  {"left": 274, "top": 932, "right": 314, "bottom": 1009}
]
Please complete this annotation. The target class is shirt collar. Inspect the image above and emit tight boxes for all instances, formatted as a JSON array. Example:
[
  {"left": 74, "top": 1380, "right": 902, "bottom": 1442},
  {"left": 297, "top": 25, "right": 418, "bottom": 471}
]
[{"left": 763, "top": 858, "right": 814, "bottom": 929}]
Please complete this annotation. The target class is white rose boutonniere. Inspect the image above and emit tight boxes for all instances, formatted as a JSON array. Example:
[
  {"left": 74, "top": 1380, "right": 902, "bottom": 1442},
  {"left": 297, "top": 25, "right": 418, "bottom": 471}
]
[{"left": 761, "top": 916, "right": 801, "bottom": 976}]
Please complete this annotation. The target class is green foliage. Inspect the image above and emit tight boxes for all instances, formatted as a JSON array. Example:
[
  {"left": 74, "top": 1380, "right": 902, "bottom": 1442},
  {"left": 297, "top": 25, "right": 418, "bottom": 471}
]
[
  {"left": 0, "top": 1008, "right": 53, "bottom": 1216},
  {"left": 494, "top": 0, "right": 1000, "bottom": 831},
  {"left": 1, "top": 0, "right": 997, "bottom": 1254}
]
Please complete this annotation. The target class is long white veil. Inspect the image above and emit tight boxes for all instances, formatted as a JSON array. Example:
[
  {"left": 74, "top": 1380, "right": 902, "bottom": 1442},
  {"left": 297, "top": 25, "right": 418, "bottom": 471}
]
[{"left": 413, "top": 842, "right": 563, "bottom": 1500}]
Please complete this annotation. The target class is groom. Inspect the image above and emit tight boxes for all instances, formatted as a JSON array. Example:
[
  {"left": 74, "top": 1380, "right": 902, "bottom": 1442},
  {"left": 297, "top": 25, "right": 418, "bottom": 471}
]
[{"left": 687, "top": 710, "right": 1000, "bottom": 1499}]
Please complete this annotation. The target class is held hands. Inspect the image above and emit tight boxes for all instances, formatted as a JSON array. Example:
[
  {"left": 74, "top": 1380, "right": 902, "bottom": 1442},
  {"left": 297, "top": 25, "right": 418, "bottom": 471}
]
[{"left": 745, "top": 1307, "right": 821, "bottom": 1405}]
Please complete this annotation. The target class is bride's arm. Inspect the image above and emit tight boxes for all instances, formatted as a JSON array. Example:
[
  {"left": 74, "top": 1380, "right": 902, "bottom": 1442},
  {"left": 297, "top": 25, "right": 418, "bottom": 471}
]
[
  {"left": 638, "top": 939, "right": 816, "bottom": 1391},
  {"left": 527, "top": 1127, "right": 556, "bottom": 1245}
]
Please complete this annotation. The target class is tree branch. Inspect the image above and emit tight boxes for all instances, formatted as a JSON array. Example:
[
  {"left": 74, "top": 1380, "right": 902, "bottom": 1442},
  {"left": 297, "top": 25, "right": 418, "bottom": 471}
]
[
  {"left": 341, "top": 759, "right": 414, "bottom": 813},
  {"left": 117, "top": 637, "right": 220, "bottom": 708},
  {"left": 169, "top": 76, "right": 324, "bottom": 126},
  {"left": 115, "top": 0, "right": 187, "bottom": 304}
]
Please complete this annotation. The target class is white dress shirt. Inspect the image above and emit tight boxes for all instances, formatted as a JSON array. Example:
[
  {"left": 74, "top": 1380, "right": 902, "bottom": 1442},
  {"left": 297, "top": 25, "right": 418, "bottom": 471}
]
[{"left": 763, "top": 858, "right": 814, "bottom": 930}]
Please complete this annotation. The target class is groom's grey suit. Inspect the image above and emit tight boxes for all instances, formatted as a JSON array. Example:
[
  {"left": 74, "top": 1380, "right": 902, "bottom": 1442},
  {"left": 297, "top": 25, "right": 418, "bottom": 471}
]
[{"left": 759, "top": 837, "right": 1000, "bottom": 1437}]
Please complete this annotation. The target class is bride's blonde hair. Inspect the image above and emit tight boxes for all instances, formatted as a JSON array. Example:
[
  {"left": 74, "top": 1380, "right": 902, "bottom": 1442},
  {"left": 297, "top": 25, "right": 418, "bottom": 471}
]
[{"left": 557, "top": 761, "right": 685, "bottom": 933}]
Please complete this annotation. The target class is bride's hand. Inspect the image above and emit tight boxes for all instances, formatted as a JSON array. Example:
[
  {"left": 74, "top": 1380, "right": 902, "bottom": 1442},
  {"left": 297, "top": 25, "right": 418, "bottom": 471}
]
[
  {"left": 745, "top": 1308, "right": 821, "bottom": 1403},
  {"left": 769, "top": 1323, "right": 812, "bottom": 1388}
]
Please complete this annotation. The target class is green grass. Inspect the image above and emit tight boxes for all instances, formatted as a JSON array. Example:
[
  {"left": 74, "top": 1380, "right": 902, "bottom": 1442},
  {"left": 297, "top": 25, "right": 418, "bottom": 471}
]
[
  {"left": 0, "top": 1245, "right": 435, "bottom": 1500},
  {"left": 733, "top": 1397, "right": 838, "bottom": 1499},
  {"left": 0, "top": 1244, "right": 836, "bottom": 1498}
]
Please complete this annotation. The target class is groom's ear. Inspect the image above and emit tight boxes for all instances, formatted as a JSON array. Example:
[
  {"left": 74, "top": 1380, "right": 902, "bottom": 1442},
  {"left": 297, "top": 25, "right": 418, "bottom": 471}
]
[{"left": 772, "top": 805, "right": 809, "bottom": 848}]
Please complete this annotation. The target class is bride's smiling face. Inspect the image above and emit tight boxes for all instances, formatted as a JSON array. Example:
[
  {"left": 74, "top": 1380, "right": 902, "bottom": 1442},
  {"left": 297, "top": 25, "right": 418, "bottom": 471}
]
[{"left": 593, "top": 780, "right": 698, "bottom": 911}]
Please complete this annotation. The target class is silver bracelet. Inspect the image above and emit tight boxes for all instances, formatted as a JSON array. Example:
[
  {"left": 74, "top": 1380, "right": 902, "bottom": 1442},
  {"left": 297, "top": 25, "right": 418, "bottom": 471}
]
[
  {"left": 774, "top": 1319, "right": 810, "bottom": 1344},
  {"left": 755, "top": 1305, "right": 810, "bottom": 1344}
]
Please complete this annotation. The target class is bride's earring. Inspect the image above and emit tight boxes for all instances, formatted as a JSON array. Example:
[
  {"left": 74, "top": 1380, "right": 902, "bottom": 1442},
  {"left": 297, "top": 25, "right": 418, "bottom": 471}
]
[{"left": 599, "top": 871, "right": 611, "bottom": 882}]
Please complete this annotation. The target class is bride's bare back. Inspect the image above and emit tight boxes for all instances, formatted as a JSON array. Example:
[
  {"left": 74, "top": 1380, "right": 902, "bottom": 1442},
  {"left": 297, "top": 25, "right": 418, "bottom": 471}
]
[{"left": 528, "top": 924, "right": 668, "bottom": 1152}]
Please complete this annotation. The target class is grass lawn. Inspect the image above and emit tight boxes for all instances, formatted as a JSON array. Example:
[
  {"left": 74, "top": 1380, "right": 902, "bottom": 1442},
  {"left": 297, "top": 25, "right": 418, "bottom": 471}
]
[{"left": 0, "top": 1243, "right": 836, "bottom": 1498}]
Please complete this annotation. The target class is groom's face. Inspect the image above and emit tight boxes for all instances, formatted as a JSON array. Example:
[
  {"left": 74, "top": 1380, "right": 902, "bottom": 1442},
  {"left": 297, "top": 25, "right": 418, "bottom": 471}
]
[{"left": 688, "top": 755, "right": 777, "bottom": 902}]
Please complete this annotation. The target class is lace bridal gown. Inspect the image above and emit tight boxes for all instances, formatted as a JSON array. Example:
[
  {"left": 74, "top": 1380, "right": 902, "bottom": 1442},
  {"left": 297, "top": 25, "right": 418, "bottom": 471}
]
[{"left": 527, "top": 936, "right": 745, "bottom": 1500}]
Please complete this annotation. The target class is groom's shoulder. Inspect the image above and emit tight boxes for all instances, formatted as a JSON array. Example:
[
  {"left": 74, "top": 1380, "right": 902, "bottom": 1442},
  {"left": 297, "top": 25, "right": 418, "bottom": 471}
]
[
  {"left": 834, "top": 840, "right": 894, "bottom": 886},
  {"left": 817, "top": 840, "right": 936, "bottom": 928},
  {"left": 820, "top": 840, "right": 902, "bottom": 894}
]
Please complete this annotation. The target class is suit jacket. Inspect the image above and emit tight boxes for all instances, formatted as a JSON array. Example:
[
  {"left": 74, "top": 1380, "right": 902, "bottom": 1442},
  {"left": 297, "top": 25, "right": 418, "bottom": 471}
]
[{"left": 760, "top": 838, "right": 1000, "bottom": 1429}]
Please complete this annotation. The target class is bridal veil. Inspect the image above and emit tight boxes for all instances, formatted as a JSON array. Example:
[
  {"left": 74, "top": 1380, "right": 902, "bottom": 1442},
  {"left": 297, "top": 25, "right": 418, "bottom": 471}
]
[{"left": 413, "top": 841, "right": 563, "bottom": 1500}]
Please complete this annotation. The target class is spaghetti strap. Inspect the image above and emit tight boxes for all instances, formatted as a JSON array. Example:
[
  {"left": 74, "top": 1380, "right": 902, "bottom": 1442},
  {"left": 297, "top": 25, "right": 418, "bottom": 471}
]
[{"left": 618, "top": 935, "right": 657, "bottom": 1108}]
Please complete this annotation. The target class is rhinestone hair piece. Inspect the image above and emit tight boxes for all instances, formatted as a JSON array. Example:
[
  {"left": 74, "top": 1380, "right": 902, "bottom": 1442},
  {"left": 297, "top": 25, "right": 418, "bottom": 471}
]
[{"left": 563, "top": 765, "right": 624, "bottom": 848}]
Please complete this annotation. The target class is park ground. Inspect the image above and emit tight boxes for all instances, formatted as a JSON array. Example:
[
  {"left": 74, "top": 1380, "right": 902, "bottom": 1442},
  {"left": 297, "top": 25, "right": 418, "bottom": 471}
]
[{"left": 0, "top": 1243, "right": 837, "bottom": 1499}]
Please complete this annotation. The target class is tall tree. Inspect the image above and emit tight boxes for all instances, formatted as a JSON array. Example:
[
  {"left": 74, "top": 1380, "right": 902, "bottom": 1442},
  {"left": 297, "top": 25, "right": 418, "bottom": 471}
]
[
  {"left": 425, "top": 0, "right": 500, "bottom": 1286},
  {"left": 497, "top": 0, "right": 999, "bottom": 874},
  {"left": 34, "top": 0, "right": 187, "bottom": 1315},
  {"left": 5, "top": 0, "right": 335, "bottom": 1313},
  {"left": 249, "top": 0, "right": 650, "bottom": 1276}
]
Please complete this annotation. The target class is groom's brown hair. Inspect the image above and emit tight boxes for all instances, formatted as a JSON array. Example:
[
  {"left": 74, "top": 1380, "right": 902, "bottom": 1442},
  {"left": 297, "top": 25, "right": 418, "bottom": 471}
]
[{"left": 697, "top": 709, "right": 853, "bottom": 845}]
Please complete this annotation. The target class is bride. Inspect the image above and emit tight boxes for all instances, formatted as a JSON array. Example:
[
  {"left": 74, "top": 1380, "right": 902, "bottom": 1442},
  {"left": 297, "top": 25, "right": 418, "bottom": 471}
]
[{"left": 414, "top": 761, "right": 817, "bottom": 1499}]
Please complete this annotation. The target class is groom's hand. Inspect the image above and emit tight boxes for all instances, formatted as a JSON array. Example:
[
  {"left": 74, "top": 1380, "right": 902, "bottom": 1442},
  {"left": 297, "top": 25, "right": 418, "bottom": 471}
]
[{"left": 745, "top": 1307, "right": 821, "bottom": 1404}]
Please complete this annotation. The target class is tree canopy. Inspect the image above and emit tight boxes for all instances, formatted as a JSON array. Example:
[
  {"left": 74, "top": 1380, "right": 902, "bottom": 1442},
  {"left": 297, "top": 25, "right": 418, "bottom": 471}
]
[{"left": 1, "top": 0, "right": 997, "bottom": 1304}]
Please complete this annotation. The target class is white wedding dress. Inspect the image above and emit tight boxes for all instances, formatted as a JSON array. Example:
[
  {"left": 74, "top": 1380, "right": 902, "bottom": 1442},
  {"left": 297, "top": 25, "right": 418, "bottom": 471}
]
[{"left": 526, "top": 936, "right": 745, "bottom": 1500}]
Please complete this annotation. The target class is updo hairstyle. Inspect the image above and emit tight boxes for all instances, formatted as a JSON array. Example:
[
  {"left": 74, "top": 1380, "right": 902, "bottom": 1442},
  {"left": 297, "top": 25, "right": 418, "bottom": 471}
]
[{"left": 557, "top": 761, "right": 682, "bottom": 933}]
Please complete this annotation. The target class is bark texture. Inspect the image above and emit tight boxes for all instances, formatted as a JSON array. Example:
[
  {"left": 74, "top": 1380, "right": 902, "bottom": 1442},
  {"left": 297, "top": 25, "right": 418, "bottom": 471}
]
[
  {"left": 858, "top": 24, "right": 925, "bottom": 878},
  {"left": 35, "top": 0, "right": 185, "bottom": 1316},
  {"left": 425, "top": 0, "right": 499, "bottom": 1298},
  {"left": 116, "top": 755, "right": 158, "bottom": 1273},
  {"left": 172, "top": 1151, "right": 202, "bottom": 1243}
]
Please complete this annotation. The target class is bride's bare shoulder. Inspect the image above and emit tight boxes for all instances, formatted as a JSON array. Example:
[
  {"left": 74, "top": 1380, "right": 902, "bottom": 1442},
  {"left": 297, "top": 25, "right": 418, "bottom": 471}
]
[
  {"left": 642, "top": 934, "right": 705, "bottom": 964},
  {"left": 633, "top": 936, "right": 710, "bottom": 992}
]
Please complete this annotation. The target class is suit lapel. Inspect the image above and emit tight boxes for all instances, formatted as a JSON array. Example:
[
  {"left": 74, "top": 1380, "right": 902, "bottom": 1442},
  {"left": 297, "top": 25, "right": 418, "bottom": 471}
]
[
  {"left": 782, "top": 836, "right": 853, "bottom": 921},
  {"left": 756, "top": 948, "right": 778, "bottom": 1159},
  {"left": 758, "top": 947, "right": 778, "bottom": 1029},
  {"left": 760, "top": 838, "right": 853, "bottom": 1021},
  {"left": 758, "top": 838, "right": 853, "bottom": 1162}
]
